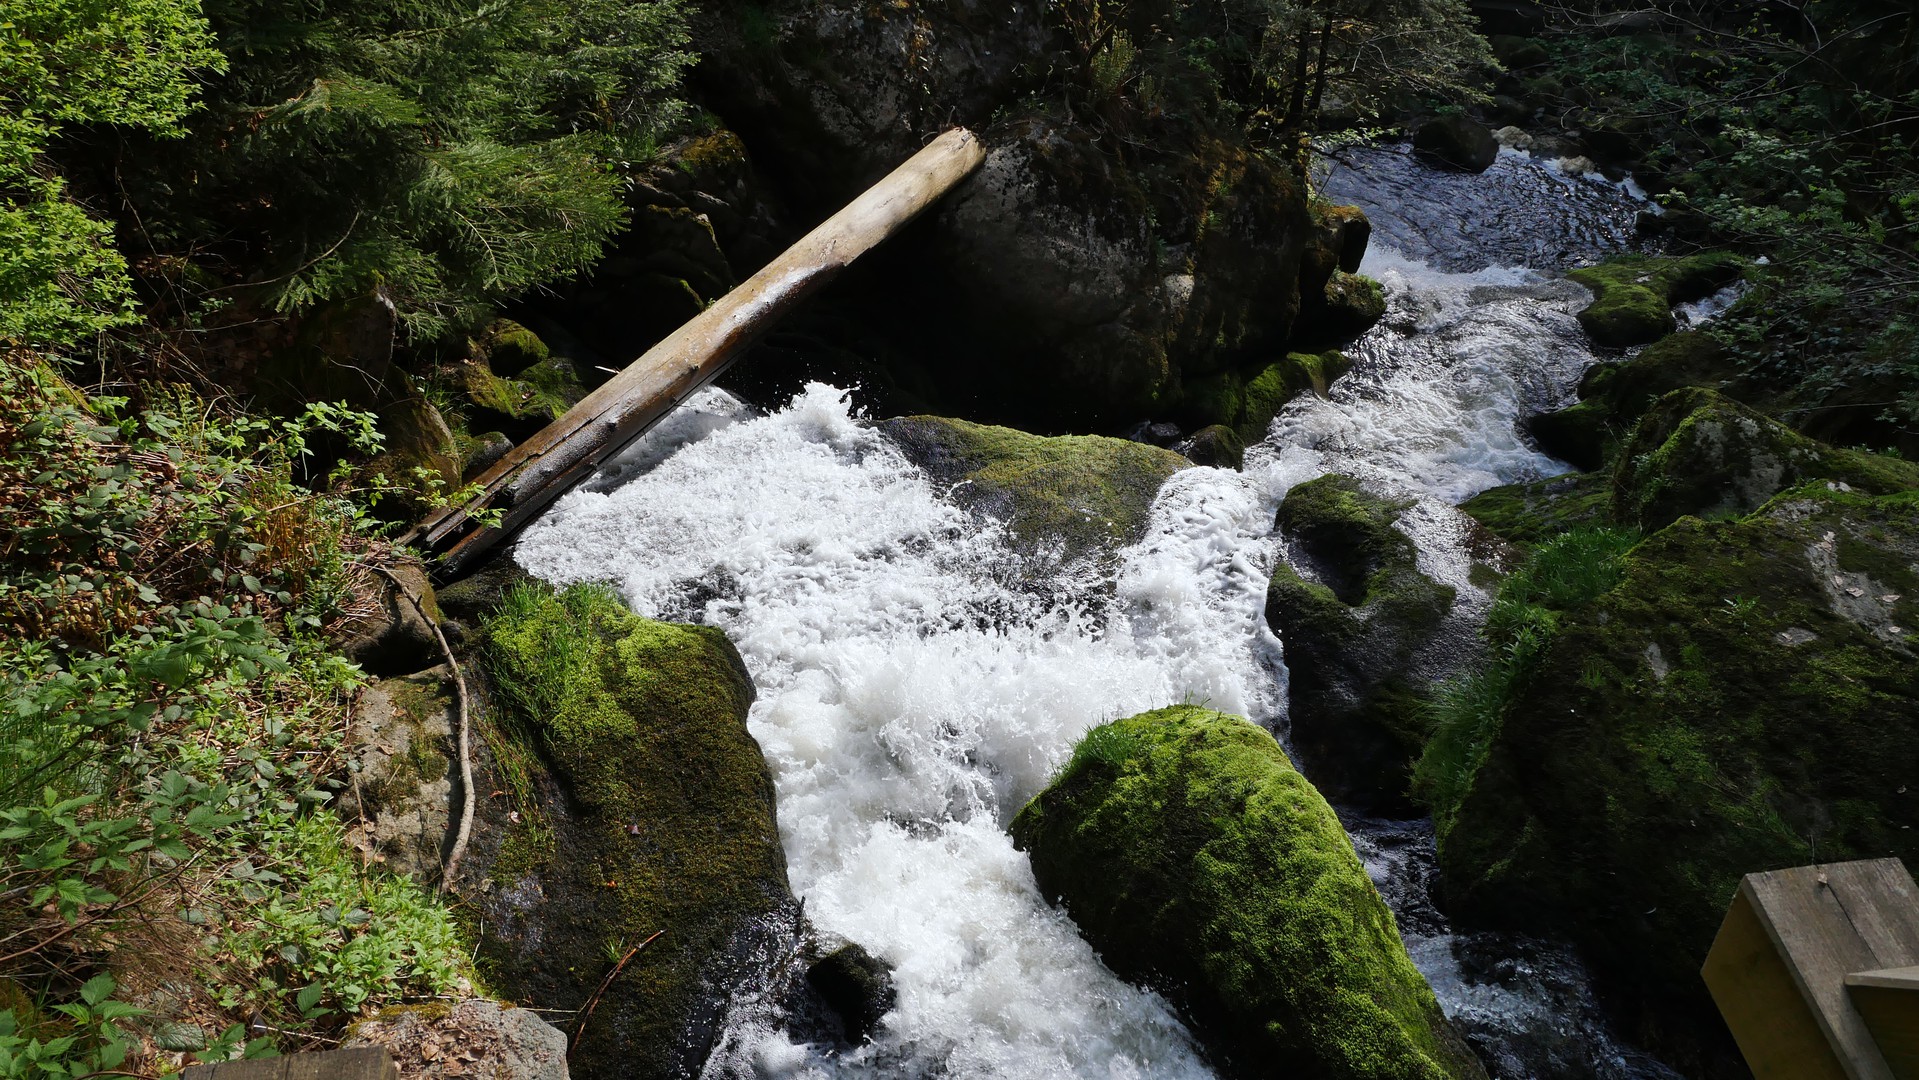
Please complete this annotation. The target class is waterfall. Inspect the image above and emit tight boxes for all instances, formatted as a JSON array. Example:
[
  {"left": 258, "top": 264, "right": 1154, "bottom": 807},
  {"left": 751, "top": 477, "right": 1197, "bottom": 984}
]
[{"left": 515, "top": 144, "right": 1689, "bottom": 1079}]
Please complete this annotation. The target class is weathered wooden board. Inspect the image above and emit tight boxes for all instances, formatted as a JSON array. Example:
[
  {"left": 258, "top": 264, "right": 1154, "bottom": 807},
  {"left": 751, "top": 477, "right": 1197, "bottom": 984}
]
[
  {"left": 1703, "top": 858, "right": 1919, "bottom": 1080},
  {"left": 182, "top": 1047, "right": 399, "bottom": 1080},
  {"left": 1849, "top": 966, "right": 1919, "bottom": 1079},
  {"left": 407, "top": 127, "right": 987, "bottom": 575}
]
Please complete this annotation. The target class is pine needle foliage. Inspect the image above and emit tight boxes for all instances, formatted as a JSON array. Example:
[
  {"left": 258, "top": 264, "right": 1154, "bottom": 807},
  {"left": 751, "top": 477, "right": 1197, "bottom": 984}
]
[
  {"left": 0, "top": 0, "right": 223, "bottom": 348},
  {"left": 119, "top": 0, "right": 693, "bottom": 337}
]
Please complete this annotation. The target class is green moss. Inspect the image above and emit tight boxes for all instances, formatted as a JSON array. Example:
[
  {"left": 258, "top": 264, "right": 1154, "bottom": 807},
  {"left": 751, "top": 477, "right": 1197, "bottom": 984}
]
[
  {"left": 1012, "top": 707, "right": 1484, "bottom": 1080},
  {"left": 1319, "top": 272, "right": 1388, "bottom": 339},
  {"left": 479, "top": 582, "right": 785, "bottom": 1078},
  {"left": 1613, "top": 387, "right": 1919, "bottom": 529},
  {"left": 1599, "top": 330, "right": 1738, "bottom": 417},
  {"left": 461, "top": 357, "right": 583, "bottom": 434},
  {"left": 1179, "top": 352, "right": 1351, "bottom": 443},
  {"left": 1433, "top": 487, "right": 1919, "bottom": 1032},
  {"left": 1266, "top": 476, "right": 1457, "bottom": 809},
  {"left": 481, "top": 319, "right": 551, "bottom": 376},
  {"left": 1568, "top": 253, "right": 1747, "bottom": 347},
  {"left": 1460, "top": 472, "right": 1613, "bottom": 548},
  {"left": 878, "top": 415, "right": 1189, "bottom": 560}
]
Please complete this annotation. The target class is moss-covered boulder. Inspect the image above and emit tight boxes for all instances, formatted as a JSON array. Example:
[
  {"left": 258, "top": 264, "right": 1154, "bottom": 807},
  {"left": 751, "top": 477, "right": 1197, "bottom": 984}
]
[
  {"left": 1265, "top": 476, "right": 1458, "bottom": 811},
  {"left": 1459, "top": 472, "right": 1613, "bottom": 549},
  {"left": 1011, "top": 706, "right": 1486, "bottom": 1080},
  {"left": 362, "top": 391, "right": 463, "bottom": 519},
  {"left": 1612, "top": 387, "right": 1919, "bottom": 529},
  {"left": 471, "top": 583, "right": 793, "bottom": 1079},
  {"left": 1430, "top": 486, "right": 1919, "bottom": 1072},
  {"left": 1568, "top": 253, "right": 1746, "bottom": 347},
  {"left": 478, "top": 318, "right": 551, "bottom": 377},
  {"left": 1314, "top": 272, "right": 1389, "bottom": 343},
  {"left": 460, "top": 354, "right": 587, "bottom": 442},
  {"left": 1591, "top": 329, "right": 1739, "bottom": 418},
  {"left": 1179, "top": 351, "right": 1353, "bottom": 443},
  {"left": 879, "top": 415, "right": 1189, "bottom": 561},
  {"left": 1173, "top": 423, "right": 1246, "bottom": 469}
]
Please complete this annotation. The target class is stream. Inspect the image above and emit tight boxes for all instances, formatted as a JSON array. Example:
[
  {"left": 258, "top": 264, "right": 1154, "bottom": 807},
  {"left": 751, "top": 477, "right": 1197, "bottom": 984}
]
[{"left": 514, "top": 144, "right": 1687, "bottom": 1078}]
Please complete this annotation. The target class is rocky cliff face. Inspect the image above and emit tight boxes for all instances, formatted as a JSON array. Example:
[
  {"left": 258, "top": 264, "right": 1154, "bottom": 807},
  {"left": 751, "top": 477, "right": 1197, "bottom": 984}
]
[{"left": 603, "top": 0, "right": 1360, "bottom": 428}]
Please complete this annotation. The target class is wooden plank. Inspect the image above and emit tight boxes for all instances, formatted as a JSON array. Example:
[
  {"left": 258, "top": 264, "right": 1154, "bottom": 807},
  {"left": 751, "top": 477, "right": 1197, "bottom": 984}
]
[
  {"left": 406, "top": 127, "right": 987, "bottom": 575},
  {"left": 1703, "top": 859, "right": 1919, "bottom": 1080},
  {"left": 184, "top": 1048, "right": 396, "bottom": 1080},
  {"left": 1849, "top": 968, "right": 1919, "bottom": 1079},
  {"left": 1704, "top": 883, "right": 1852, "bottom": 1080}
]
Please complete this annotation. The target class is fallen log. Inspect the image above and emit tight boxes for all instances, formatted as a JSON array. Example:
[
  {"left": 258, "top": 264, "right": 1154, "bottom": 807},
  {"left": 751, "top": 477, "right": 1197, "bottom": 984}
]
[{"left": 406, "top": 127, "right": 987, "bottom": 574}]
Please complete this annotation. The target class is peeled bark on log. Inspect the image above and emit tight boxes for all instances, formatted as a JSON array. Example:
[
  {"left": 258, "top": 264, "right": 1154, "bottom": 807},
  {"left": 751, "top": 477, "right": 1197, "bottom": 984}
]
[{"left": 407, "top": 127, "right": 988, "bottom": 574}]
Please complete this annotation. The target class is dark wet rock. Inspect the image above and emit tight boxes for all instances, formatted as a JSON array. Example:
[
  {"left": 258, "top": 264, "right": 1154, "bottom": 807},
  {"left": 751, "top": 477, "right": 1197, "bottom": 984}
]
[
  {"left": 1527, "top": 400, "right": 1612, "bottom": 471},
  {"left": 1266, "top": 476, "right": 1460, "bottom": 812},
  {"left": 1172, "top": 424, "right": 1245, "bottom": 470},
  {"left": 687, "top": 0, "right": 1323, "bottom": 427},
  {"left": 805, "top": 944, "right": 896, "bottom": 1045},
  {"left": 1178, "top": 351, "right": 1352, "bottom": 444},
  {"left": 1012, "top": 706, "right": 1488, "bottom": 1080},
  {"left": 1414, "top": 116, "right": 1500, "bottom": 173},
  {"left": 461, "top": 431, "right": 514, "bottom": 482},
  {"left": 363, "top": 390, "right": 464, "bottom": 519},
  {"left": 252, "top": 291, "right": 400, "bottom": 413}
]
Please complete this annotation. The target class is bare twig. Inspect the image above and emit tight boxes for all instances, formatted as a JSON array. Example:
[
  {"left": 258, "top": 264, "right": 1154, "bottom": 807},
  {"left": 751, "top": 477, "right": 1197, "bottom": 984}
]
[{"left": 569, "top": 930, "right": 663, "bottom": 1055}]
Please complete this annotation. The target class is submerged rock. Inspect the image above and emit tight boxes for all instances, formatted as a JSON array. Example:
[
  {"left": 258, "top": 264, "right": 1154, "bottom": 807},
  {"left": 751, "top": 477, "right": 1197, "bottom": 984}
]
[
  {"left": 1413, "top": 116, "right": 1500, "bottom": 173},
  {"left": 1613, "top": 387, "right": 1919, "bottom": 529},
  {"left": 879, "top": 415, "right": 1189, "bottom": 561},
  {"left": 1567, "top": 253, "right": 1745, "bottom": 347},
  {"left": 1266, "top": 476, "right": 1459, "bottom": 811},
  {"left": 1011, "top": 706, "right": 1487, "bottom": 1080},
  {"left": 1431, "top": 485, "right": 1919, "bottom": 1074}
]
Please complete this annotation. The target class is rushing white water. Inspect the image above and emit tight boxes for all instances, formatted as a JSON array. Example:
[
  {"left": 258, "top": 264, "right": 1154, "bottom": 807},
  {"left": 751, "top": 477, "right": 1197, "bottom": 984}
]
[
  {"left": 520, "top": 383, "right": 1273, "bottom": 1078},
  {"left": 516, "top": 145, "right": 1684, "bottom": 1077}
]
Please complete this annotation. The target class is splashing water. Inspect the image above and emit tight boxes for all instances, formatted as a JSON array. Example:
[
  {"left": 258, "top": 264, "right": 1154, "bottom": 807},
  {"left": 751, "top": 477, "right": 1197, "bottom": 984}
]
[{"left": 516, "top": 145, "right": 1689, "bottom": 1077}]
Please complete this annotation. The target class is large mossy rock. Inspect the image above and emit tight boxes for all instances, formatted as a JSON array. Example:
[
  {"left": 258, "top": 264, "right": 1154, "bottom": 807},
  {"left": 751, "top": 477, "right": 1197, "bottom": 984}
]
[
  {"left": 1529, "top": 330, "right": 1745, "bottom": 471},
  {"left": 1011, "top": 706, "right": 1486, "bottom": 1080},
  {"left": 1567, "top": 253, "right": 1746, "bottom": 347},
  {"left": 471, "top": 584, "right": 793, "bottom": 1079},
  {"left": 879, "top": 415, "right": 1189, "bottom": 560},
  {"left": 1179, "top": 351, "right": 1353, "bottom": 443},
  {"left": 1459, "top": 472, "right": 1612, "bottom": 549},
  {"left": 1432, "top": 486, "right": 1919, "bottom": 1073},
  {"left": 1265, "top": 476, "right": 1458, "bottom": 811},
  {"left": 1613, "top": 388, "right": 1919, "bottom": 529}
]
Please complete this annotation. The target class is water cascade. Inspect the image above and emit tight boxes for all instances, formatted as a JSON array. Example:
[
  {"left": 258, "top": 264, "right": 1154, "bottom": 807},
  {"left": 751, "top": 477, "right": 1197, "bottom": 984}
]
[{"left": 515, "top": 144, "right": 1691, "bottom": 1078}]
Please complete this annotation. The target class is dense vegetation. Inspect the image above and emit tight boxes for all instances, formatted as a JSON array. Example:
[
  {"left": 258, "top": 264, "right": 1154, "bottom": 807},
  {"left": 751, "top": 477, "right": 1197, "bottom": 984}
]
[{"left": 1538, "top": 0, "right": 1919, "bottom": 449}]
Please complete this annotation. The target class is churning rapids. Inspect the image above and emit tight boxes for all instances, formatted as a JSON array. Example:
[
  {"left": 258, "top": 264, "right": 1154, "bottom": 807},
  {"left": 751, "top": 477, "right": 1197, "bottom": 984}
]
[{"left": 514, "top": 144, "right": 1690, "bottom": 1079}]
